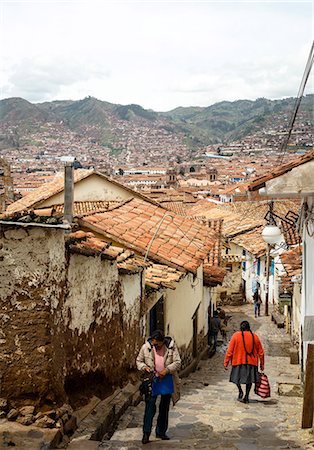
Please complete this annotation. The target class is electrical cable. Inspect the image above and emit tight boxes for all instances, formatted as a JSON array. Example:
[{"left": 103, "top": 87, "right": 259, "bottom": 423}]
[{"left": 277, "top": 41, "right": 314, "bottom": 165}]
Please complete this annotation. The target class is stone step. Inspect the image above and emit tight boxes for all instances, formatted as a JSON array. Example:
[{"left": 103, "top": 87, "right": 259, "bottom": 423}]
[{"left": 67, "top": 438, "right": 101, "bottom": 449}]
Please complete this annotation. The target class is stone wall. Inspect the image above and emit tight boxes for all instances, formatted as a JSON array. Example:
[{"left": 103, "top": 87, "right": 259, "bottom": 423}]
[{"left": 0, "top": 224, "right": 144, "bottom": 406}]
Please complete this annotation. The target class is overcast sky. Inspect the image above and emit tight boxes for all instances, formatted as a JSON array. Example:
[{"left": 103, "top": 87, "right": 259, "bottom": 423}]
[{"left": 0, "top": 1, "right": 313, "bottom": 111}]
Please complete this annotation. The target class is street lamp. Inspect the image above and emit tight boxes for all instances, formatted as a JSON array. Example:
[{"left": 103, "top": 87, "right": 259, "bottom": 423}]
[
  {"left": 261, "top": 225, "right": 282, "bottom": 245},
  {"left": 261, "top": 201, "right": 300, "bottom": 316}
]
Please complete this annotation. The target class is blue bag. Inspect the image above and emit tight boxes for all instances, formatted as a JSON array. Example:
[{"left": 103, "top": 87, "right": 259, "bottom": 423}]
[{"left": 152, "top": 374, "right": 174, "bottom": 396}]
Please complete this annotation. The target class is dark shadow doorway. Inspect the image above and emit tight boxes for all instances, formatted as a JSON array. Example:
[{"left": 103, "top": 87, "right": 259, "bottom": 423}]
[{"left": 149, "top": 296, "right": 164, "bottom": 335}]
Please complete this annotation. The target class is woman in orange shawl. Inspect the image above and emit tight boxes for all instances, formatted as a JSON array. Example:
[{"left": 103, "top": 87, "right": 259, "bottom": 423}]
[{"left": 224, "top": 320, "right": 265, "bottom": 403}]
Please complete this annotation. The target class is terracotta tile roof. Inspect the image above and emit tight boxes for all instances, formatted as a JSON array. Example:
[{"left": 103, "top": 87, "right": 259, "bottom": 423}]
[
  {"left": 281, "top": 220, "right": 301, "bottom": 246},
  {"left": 145, "top": 264, "right": 185, "bottom": 290},
  {"left": 66, "top": 230, "right": 147, "bottom": 274},
  {"left": 203, "top": 264, "right": 226, "bottom": 286},
  {"left": 231, "top": 226, "right": 266, "bottom": 256},
  {"left": 67, "top": 230, "right": 186, "bottom": 288},
  {"left": 193, "top": 218, "right": 223, "bottom": 267},
  {"left": 218, "top": 182, "right": 250, "bottom": 196},
  {"left": 78, "top": 197, "right": 217, "bottom": 274},
  {"left": 54, "top": 201, "right": 122, "bottom": 216},
  {"left": 145, "top": 189, "right": 197, "bottom": 203},
  {"left": 161, "top": 201, "right": 193, "bottom": 216},
  {"left": 187, "top": 199, "right": 300, "bottom": 245},
  {"left": 248, "top": 149, "right": 314, "bottom": 191},
  {"left": 280, "top": 246, "right": 302, "bottom": 291}
]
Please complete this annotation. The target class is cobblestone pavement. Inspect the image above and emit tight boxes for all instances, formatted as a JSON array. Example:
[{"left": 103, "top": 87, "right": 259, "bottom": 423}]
[{"left": 100, "top": 304, "right": 314, "bottom": 449}]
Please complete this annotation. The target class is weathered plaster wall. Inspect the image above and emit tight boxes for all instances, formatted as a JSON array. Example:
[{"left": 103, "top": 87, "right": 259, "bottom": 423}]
[
  {"left": 292, "top": 282, "right": 301, "bottom": 345},
  {"left": 266, "top": 160, "right": 314, "bottom": 197},
  {"left": 216, "top": 263, "right": 242, "bottom": 298},
  {"left": 0, "top": 225, "right": 144, "bottom": 405},
  {"left": 0, "top": 226, "right": 66, "bottom": 402},
  {"left": 58, "top": 253, "right": 144, "bottom": 390},
  {"left": 40, "top": 174, "right": 139, "bottom": 206},
  {"left": 119, "top": 272, "right": 144, "bottom": 365},
  {"left": 164, "top": 266, "right": 206, "bottom": 367},
  {"left": 302, "top": 195, "right": 314, "bottom": 367}
]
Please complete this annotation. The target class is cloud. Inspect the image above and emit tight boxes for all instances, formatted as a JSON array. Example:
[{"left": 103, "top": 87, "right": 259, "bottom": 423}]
[
  {"left": 0, "top": 1, "right": 312, "bottom": 109},
  {"left": 3, "top": 57, "right": 111, "bottom": 102}
]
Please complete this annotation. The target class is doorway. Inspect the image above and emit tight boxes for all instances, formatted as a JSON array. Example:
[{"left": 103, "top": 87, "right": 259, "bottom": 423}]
[
  {"left": 192, "top": 308, "right": 199, "bottom": 358},
  {"left": 149, "top": 296, "right": 164, "bottom": 335}
]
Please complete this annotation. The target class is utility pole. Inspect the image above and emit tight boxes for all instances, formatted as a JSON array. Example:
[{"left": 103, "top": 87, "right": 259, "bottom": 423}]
[{"left": 265, "top": 243, "right": 271, "bottom": 316}]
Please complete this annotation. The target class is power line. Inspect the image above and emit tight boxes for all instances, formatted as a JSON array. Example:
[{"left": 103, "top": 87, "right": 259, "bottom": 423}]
[{"left": 277, "top": 40, "right": 314, "bottom": 165}]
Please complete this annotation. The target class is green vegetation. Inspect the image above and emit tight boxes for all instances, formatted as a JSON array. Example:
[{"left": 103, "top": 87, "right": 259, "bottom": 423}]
[
  {"left": 109, "top": 147, "right": 124, "bottom": 156},
  {"left": 0, "top": 94, "right": 313, "bottom": 151},
  {"left": 115, "top": 104, "right": 158, "bottom": 121}
]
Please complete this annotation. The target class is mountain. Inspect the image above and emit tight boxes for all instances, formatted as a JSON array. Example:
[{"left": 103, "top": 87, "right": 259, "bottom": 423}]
[
  {"left": 0, "top": 97, "right": 50, "bottom": 123},
  {"left": 0, "top": 95, "right": 313, "bottom": 151},
  {"left": 162, "top": 96, "right": 314, "bottom": 143}
]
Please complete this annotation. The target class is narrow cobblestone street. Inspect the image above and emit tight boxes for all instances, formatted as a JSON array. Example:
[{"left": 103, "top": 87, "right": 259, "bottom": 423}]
[{"left": 99, "top": 304, "right": 314, "bottom": 450}]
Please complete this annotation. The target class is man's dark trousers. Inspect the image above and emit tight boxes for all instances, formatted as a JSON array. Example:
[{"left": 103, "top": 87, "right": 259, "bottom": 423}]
[
  {"left": 209, "top": 332, "right": 218, "bottom": 351},
  {"left": 143, "top": 393, "right": 171, "bottom": 435}
]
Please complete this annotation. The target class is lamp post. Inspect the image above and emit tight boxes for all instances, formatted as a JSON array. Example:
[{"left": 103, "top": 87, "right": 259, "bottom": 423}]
[{"left": 261, "top": 200, "right": 300, "bottom": 316}]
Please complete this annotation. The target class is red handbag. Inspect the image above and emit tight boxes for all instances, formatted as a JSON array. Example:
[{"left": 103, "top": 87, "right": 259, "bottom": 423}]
[{"left": 255, "top": 373, "right": 271, "bottom": 398}]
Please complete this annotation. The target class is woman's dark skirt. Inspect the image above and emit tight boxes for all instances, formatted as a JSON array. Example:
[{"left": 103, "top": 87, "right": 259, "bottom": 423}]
[{"left": 230, "top": 364, "right": 260, "bottom": 385}]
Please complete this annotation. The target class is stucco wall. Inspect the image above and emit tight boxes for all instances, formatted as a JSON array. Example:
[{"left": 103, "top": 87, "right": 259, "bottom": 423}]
[
  {"left": 302, "top": 195, "right": 314, "bottom": 360},
  {"left": 57, "top": 254, "right": 143, "bottom": 390},
  {"left": 164, "top": 266, "right": 205, "bottom": 366},
  {"left": 0, "top": 225, "right": 66, "bottom": 402},
  {"left": 0, "top": 225, "right": 144, "bottom": 405},
  {"left": 40, "top": 174, "right": 134, "bottom": 206},
  {"left": 220, "top": 263, "right": 242, "bottom": 295},
  {"left": 292, "top": 282, "right": 302, "bottom": 345},
  {"left": 266, "top": 160, "right": 314, "bottom": 197}
]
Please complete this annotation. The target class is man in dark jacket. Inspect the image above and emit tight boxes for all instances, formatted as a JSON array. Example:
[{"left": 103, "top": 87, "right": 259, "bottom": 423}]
[{"left": 209, "top": 310, "right": 221, "bottom": 352}]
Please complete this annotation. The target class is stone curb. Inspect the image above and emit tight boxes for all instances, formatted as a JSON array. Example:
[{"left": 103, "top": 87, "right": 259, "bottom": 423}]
[
  {"left": 179, "top": 345, "right": 209, "bottom": 379},
  {"left": 67, "top": 382, "right": 140, "bottom": 448}
]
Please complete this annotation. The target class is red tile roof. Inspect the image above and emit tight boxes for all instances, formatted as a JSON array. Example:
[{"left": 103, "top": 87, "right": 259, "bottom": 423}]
[
  {"left": 248, "top": 150, "right": 314, "bottom": 192},
  {"left": 54, "top": 201, "right": 122, "bottom": 216},
  {"left": 186, "top": 199, "right": 300, "bottom": 255},
  {"left": 78, "top": 197, "right": 218, "bottom": 274},
  {"left": 145, "top": 264, "right": 185, "bottom": 290},
  {"left": 280, "top": 246, "right": 302, "bottom": 291},
  {"left": 66, "top": 230, "right": 147, "bottom": 274},
  {"left": 67, "top": 230, "right": 188, "bottom": 289},
  {"left": 203, "top": 264, "right": 226, "bottom": 286}
]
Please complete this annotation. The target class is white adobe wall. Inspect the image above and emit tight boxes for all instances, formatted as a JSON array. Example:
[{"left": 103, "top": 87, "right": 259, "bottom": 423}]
[
  {"left": 164, "top": 265, "right": 204, "bottom": 350},
  {"left": 65, "top": 254, "right": 120, "bottom": 333},
  {"left": 292, "top": 281, "right": 302, "bottom": 345},
  {"left": 40, "top": 173, "right": 135, "bottom": 206},
  {"left": 302, "top": 195, "right": 314, "bottom": 369}
]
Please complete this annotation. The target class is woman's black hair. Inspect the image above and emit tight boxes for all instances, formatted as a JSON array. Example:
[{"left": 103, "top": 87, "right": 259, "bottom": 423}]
[
  {"left": 240, "top": 321, "right": 255, "bottom": 362},
  {"left": 151, "top": 330, "right": 165, "bottom": 341},
  {"left": 240, "top": 320, "right": 251, "bottom": 331}
]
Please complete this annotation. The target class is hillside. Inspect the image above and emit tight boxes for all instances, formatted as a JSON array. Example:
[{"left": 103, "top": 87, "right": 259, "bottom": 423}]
[
  {"left": 0, "top": 95, "right": 313, "bottom": 154},
  {"left": 162, "top": 96, "right": 314, "bottom": 144}
]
